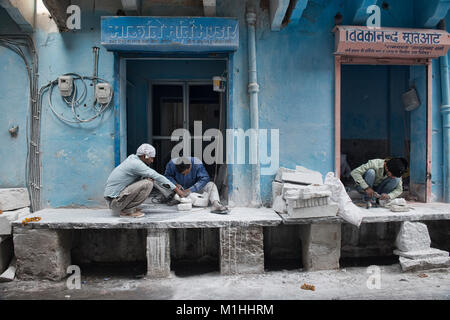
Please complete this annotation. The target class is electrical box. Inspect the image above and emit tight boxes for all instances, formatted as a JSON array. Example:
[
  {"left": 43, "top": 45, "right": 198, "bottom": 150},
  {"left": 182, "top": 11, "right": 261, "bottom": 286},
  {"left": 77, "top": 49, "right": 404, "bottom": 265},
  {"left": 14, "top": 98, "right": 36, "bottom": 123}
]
[
  {"left": 212, "top": 76, "right": 226, "bottom": 92},
  {"left": 95, "top": 83, "right": 112, "bottom": 104},
  {"left": 58, "top": 76, "right": 73, "bottom": 97}
]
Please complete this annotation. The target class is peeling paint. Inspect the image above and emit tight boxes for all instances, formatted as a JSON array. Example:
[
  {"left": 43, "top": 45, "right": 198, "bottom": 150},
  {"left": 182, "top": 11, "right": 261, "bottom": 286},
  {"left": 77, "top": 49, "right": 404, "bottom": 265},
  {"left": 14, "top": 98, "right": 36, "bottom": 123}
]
[{"left": 55, "top": 150, "right": 68, "bottom": 158}]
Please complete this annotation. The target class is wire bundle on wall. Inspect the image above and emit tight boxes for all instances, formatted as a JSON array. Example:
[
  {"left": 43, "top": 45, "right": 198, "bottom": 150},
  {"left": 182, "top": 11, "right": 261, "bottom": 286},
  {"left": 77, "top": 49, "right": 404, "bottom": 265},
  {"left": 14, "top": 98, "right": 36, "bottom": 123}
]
[{"left": 45, "top": 73, "right": 113, "bottom": 124}]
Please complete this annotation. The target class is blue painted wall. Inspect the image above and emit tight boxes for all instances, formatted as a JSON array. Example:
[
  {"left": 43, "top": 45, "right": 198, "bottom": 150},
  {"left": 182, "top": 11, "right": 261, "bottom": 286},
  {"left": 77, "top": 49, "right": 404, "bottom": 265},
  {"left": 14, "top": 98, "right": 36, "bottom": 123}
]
[
  {"left": 0, "top": 0, "right": 449, "bottom": 207},
  {"left": 0, "top": 7, "right": 29, "bottom": 188},
  {"left": 31, "top": 9, "right": 116, "bottom": 208}
]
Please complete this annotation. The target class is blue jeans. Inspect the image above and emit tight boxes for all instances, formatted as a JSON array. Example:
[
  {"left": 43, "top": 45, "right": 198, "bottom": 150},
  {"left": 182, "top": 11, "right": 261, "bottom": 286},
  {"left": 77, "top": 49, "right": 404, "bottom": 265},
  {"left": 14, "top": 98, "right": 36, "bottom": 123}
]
[{"left": 357, "top": 169, "right": 400, "bottom": 200}]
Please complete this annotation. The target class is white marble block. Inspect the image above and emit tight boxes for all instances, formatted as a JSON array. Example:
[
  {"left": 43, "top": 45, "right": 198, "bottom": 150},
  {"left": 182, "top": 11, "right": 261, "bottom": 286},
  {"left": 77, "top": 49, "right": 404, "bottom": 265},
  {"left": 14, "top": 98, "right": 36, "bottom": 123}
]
[
  {"left": 0, "top": 188, "right": 30, "bottom": 211},
  {"left": 395, "top": 222, "right": 431, "bottom": 252},
  {"left": 287, "top": 203, "right": 338, "bottom": 218}
]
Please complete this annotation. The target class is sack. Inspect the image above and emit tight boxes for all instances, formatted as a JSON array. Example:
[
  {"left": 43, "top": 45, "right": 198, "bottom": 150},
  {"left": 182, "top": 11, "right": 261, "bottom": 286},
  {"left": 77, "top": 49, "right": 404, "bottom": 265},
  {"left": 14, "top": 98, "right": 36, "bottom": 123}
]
[{"left": 324, "top": 172, "right": 363, "bottom": 227}]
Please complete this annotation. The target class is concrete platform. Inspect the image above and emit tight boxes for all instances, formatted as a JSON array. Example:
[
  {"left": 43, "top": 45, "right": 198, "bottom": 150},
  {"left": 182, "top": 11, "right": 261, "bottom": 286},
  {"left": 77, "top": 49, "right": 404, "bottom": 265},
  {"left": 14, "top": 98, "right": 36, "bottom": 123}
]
[
  {"left": 10, "top": 205, "right": 282, "bottom": 280},
  {"left": 279, "top": 202, "right": 450, "bottom": 224},
  {"left": 11, "top": 205, "right": 282, "bottom": 230},
  {"left": 278, "top": 202, "right": 450, "bottom": 272}
]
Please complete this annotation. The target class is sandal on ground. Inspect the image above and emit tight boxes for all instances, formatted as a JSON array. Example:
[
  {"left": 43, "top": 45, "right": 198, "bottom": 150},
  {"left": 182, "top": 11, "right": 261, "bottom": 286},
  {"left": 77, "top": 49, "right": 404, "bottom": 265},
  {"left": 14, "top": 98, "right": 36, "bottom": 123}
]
[
  {"left": 120, "top": 210, "right": 145, "bottom": 218},
  {"left": 211, "top": 202, "right": 229, "bottom": 214}
]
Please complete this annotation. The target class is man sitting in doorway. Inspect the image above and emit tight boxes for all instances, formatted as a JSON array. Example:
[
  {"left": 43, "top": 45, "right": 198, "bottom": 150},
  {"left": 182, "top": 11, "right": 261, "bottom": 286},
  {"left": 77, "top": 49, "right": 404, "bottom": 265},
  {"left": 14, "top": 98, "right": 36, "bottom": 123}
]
[
  {"left": 164, "top": 156, "right": 228, "bottom": 214},
  {"left": 104, "top": 143, "right": 185, "bottom": 218},
  {"left": 351, "top": 158, "right": 408, "bottom": 201}
]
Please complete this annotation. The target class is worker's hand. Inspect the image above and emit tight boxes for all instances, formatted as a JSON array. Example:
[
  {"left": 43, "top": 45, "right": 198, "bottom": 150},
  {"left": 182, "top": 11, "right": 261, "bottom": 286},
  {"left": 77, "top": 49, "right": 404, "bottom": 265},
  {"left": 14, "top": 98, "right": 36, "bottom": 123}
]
[
  {"left": 380, "top": 193, "right": 390, "bottom": 200},
  {"left": 365, "top": 187, "right": 375, "bottom": 198},
  {"left": 175, "top": 187, "right": 185, "bottom": 198},
  {"left": 176, "top": 184, "right": 184, "bottom": 190},
  {"left": 145, "top": 178, "right": 154, "bottom": 182},
  {"left": 182, "top": 189, "right": 191, "bottom": 197}
]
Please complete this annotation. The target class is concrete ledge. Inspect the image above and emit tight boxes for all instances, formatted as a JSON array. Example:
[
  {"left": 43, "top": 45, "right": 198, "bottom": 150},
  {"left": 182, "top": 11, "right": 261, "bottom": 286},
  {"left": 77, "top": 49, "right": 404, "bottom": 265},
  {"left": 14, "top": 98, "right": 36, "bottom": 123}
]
[
  {"left": 279, "top": 202, "right": 450, "bottom": 224},
  {"left": 11, "top": 207, "right": 282, "bottom": 230}
]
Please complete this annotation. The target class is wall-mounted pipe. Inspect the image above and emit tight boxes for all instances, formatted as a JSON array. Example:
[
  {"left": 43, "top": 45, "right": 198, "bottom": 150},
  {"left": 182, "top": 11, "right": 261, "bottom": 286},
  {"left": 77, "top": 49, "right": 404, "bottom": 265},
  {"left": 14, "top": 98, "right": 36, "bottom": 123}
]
[
  {"left": 92, "top": 46, "right": 99, "bottom": 106},
  {"left": 439, "top": 20, "right": 450, "bottom": 202},
  {"left": 246, "top": 9, "right": 261, "bottom": 207}
]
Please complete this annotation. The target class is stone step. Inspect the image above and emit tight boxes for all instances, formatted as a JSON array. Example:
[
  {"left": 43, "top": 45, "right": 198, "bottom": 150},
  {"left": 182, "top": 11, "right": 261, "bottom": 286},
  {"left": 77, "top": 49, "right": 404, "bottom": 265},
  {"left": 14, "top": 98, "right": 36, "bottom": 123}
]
[
  {"left": 393, "top": 248, "right": 449, "bottom": 260},
  {"left": 399, "top": 256, "right": 450, "bottom": 272}
]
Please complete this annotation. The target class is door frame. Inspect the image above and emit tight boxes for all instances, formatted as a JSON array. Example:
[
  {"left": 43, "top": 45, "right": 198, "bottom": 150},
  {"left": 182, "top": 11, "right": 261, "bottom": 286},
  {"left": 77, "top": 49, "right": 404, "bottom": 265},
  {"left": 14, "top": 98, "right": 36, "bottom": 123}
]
[{"left": 334, "top": 56, "right": 433, "bottom": 202}]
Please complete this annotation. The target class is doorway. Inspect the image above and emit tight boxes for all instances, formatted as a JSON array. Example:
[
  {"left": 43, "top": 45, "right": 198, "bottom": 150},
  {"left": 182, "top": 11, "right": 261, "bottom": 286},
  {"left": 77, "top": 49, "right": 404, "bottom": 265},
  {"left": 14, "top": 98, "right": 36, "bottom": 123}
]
[
  {"left": 340, "top": 65, "right": 411, "bottom": 196},
  {"left": 125, "top": 58, "right": 228, "bottom": 197},
  {"left": 335, "top": 56, "right": 433, "bottom": 202}
]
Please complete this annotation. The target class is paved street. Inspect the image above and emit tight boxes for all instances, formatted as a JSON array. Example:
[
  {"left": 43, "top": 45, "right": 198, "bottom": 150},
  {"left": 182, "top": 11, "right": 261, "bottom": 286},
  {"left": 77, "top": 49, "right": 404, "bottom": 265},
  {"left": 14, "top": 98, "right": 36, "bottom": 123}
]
[{"left": 1, "top": 264, "right": 449, "bottom": 300}]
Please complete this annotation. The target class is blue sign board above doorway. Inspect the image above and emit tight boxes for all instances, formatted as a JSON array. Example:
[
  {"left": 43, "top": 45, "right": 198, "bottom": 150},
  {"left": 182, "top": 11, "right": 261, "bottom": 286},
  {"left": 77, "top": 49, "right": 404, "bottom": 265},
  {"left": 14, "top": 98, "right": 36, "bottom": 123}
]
[{"left": 101, "top": 16, "right": 239, "bottom": 52}]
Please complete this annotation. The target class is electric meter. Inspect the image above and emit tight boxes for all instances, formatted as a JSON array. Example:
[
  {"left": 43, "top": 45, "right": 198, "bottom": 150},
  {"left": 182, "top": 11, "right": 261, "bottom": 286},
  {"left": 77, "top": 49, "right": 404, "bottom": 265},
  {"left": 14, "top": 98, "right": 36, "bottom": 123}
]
[
  {"left": 95, "top": 83, "right": 112, "bottom": 104},
  {"left": 58, "top": 75, "right": 73, "bottom": 97}
]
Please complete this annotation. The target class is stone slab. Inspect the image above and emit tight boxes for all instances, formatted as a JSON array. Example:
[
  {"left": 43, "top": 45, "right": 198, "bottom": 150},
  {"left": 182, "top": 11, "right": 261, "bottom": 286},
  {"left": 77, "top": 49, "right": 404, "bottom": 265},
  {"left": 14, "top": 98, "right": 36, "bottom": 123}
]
[
  {"left": 287, "top": 203, "right": 339, "bottom": 219},
  {"left": 0, "top": 210, "right": 20, "bottom": 235},
  {"left": 272, "top": 181, "right": 283, "bottom": 200},
  {"left": 10, "top": 206, "right": 282, "bottom": 230},
  {"left": 390, "top": 205, "right": 410, "bottom": 212},
  {"left": 286, "top": 197, "right": 329, "bottom": 208},
  {"left": 15, "top": 207, "right": 31, "bottom": 218},
  {"left": 281, "top": 183, "right": 306, "bottom": 198},
  {"left": 281, "top": 171, "right": 323, "bottom": 185},
  {"left": 0, "top": 188, "right": 30, "bottom": 211},
  {"left": 272, "top": 195, "right": 286, "bottom": 214},
  {"left": 274, "top": 167, "right": 295, "bottom": 182},
  {"left": 220, "top": 226, "right": 264, "bottom": 275},
  {"left": 284, "top": 184, "right": 332, "bottom": 200},
  {"left": 278, "top": 202, "right": 450, "bottom": 224},
  {"left": 396, "top": 221, "right": 431, "bottom": 252},
  {"left": 0, "top": 207, "right": 31, "bottom": 235},
  {"left": 393, "top": 248, "right": 449, "bottom": 260},
  {"left": 0, "top": 257, "right": 16, "bottom": 282},
  {"left": 399, "top": 256, "right": 450, "bottom": 272}
]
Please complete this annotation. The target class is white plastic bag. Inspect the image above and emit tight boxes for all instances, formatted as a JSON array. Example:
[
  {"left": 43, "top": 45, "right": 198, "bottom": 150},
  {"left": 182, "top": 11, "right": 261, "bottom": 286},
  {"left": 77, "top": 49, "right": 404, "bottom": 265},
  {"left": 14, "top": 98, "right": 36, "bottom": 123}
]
[{"left": 324, "top": 172, "right": 363, "bottom": 227}]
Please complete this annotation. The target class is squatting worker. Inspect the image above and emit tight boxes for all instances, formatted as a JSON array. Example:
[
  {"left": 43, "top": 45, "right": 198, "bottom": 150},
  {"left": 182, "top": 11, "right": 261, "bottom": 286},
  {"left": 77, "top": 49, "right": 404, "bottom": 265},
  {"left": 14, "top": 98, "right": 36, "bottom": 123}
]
[
  {"left": 351, "top": 158, "right": 408, "bottom": 201},
  {"left": 104, "top": 143, "right": 185, "bottom": 218},
  {"left": 164, "top": 156, "right": 228, "bottom": 214}
]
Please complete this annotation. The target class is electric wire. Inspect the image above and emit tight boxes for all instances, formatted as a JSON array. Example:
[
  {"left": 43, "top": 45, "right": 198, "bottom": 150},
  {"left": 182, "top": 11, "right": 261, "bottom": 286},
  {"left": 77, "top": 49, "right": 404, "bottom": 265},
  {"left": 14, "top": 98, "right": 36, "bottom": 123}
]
[{"left": 47, "top": 74, "right": 112, "bottom": 124}]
